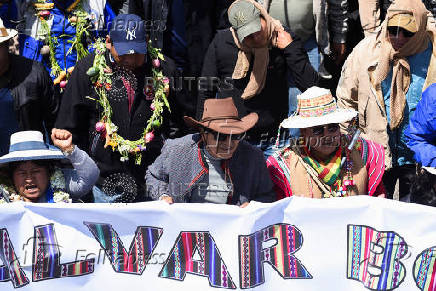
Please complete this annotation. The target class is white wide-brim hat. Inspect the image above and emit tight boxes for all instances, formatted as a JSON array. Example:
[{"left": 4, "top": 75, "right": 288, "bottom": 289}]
[
  {"left": 0, "top": 131, "right": 65, "bottom": 166},
  {"left": 0, "top": 17, "right": 18, "bottom": 44},
  {"left": 281, "top": 87, "right": 358, "bottom": 129},
  {"left": 423, "top": 167, "right": 436, "bottom": 176}
]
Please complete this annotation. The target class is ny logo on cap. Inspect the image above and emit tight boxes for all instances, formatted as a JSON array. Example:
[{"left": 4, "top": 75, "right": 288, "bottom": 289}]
[
  {"left": 234, "top": 11, "right": 247, "bottom": 26},
  {"left": 126, "top": 27, "right": 136, "bottom": 41}
]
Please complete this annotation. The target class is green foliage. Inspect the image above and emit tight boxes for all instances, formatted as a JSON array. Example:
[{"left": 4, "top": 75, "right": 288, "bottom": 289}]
[{"left": 88, "top": 40, "right": 171, "bottom": 164}]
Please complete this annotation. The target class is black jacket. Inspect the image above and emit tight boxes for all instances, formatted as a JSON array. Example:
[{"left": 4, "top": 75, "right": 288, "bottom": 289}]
[
  {"left": 129, "top": 0, "right": 231, "bottom": 76},
  {"left": 197, "top": 28, "right": 328, "bottom": 142},
  {"left": 128, "top": 0, "right": 232, "bottom": 121},
  {"left": 1, "top": 54, "right": 57, "bottom": 134},
  {"left": 55, "top": 51, "right": 177, "bottom": 200}
]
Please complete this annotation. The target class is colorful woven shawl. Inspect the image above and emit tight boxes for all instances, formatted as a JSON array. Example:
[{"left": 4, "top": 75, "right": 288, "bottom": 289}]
[
  {"left": 266, "top": 137, "right": 386, "bottom": 198},
  {"left": 302, "top": 147, "right": 342, "bottom": 186}
]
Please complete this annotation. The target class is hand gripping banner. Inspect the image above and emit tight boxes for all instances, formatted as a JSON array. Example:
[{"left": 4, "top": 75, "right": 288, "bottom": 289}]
[{"left": 0, "top": 197, "right": 435, "bottom": 290}]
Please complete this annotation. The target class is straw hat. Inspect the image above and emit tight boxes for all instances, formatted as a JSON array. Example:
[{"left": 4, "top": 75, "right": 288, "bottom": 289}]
[
  {"left": 0, "top": 17, "right": 18, "bottom": 44},
  {"left": 184, "top": 97, "right": 258, "bottom": 134},
  {"left": 280, "top": 87, "right": 358, "bottom": 129}
]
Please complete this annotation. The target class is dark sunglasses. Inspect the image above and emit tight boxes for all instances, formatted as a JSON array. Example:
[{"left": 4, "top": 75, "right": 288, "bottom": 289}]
[
  {"left": 311, "top": 124, "right": 340, "bottom": 136},
  {"left": 387, "top": 26, "right": 415, "bottom": 38},
  {"left": 205, "top": 130, "right": 246, "bottom": 141}
]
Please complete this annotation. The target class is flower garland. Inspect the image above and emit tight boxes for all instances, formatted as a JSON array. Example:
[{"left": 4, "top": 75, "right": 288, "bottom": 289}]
[
  {"left": 87, "top": 39, "right": 170, "bottom": 165},
  {"left": 0, "top": 168, "right": 71, "bottom": 203},
  {"left": 34, "top": 0, "right": 91, "bottom": 88}
]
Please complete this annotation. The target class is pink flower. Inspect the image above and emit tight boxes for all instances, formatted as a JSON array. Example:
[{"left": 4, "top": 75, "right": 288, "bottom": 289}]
[
  {"left": 39, "top": 10, "right": 51, "bottom": 17},
  {"left": 152, "top": 59, "right": 160, "bottom": 68},
  {"left": 145, "top": 131, "right": 155, "bottom": 143},
  {"left": 150, "top": 103, "right": 156, "bottom": 111},
  {"left": 95, "top": 122, "right": 105, "bottom": 132},
  {"left": 162, "top": 77, "right": 169, "bottom": 84},
  {"left": 60, "top": 81, "right": 67, "bottom": 88}
]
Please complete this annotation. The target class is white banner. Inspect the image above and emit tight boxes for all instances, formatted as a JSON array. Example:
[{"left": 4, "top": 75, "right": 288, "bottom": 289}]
[{"left": 0, "top": 196, "right": 436, "bottom": 291}]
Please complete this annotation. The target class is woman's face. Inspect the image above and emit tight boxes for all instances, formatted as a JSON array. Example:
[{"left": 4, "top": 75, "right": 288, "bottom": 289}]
[
  {"left": 12, "top": 161, "right": 49, "bottom": 202},
  {"left": 300, "top": 123, "right": 342, "bottom": 159}
]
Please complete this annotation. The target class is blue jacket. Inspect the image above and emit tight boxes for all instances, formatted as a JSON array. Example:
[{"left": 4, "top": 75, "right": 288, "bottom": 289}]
[
  {"left": 0, "top": 0, "right": 19, "bottom": 29},
  {"left": 19, "top": 0, "right": 115, "bottom": 78},
  {"left": 405, "top": 83, "right": 436, "bottom": 167}
]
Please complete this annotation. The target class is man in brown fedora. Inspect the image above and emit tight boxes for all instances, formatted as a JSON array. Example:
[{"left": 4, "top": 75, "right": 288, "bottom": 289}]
[{"left": 145, "top": 97, "right": 275, "bottom": 206}]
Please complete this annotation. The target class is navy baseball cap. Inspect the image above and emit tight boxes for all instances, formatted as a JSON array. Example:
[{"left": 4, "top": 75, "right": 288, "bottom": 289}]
[{"left": 109, "top": 14, "right": 147, "bottom": 56}]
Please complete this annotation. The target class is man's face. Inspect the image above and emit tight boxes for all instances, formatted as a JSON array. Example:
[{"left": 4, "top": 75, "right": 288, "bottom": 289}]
[
  {"left": 106, "top": 37, "right": 145, "bottom": 71},
  {"left": 242, "top": 18, "right": 269, "bottom": 48},
  {"left": 301, "top": 123, "right": 342, "bottom": 158},
  {"left": 12, "top": 161, "right": 49, "bottom": 202},
  {"left": 0, "top": 41, "right": 10, "bottom": 75},
  {"left": 388, "top": 26, "right": 415, "bottom": 51},
  {"left": 202, "top": 129, "right": 244, "bottom": 160}
]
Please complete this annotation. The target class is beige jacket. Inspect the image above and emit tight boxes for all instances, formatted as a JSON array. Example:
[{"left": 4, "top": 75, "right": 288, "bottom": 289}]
[
  {"left": 286, "top": 149, "right": 366, "bottom": 198},
  {"left": 336, "top": 33, "right": 436, "bottom": 169},
  {"left": 358, "top": 0, "right": 436, "bottom": 37}
]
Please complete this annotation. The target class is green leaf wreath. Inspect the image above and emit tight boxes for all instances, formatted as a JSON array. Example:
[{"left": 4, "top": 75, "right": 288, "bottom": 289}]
[
  {"left": 87, "top": 39, "right": 171, "bottom": 165},
  {"left": 34, "top": 0, "right": 91, "bottom": 87}
]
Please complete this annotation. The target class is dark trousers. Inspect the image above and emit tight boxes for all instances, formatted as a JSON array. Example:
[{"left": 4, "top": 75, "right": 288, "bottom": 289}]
[{"left": 383, "top": 164, "right": 416, "bottom": 201}]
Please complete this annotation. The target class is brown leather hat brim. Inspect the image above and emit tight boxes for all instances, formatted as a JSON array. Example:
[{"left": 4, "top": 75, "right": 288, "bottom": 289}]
[{"left": 184, "top": 112, "right": 258, "bottom": 134}]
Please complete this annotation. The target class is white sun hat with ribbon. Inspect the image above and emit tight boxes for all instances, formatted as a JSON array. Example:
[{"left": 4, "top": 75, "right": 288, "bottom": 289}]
[
  {"left": 0, "top": 131, "right": 65, "bottom": 166},
  {"left": 423, "top": 167, "right": 436, "bottom": 176},
  {"left": 281, "top": 86, "right": 358, "bottom": 129},
  {"left": 0, "top": 17, "right": 18, "bottom": 44}
]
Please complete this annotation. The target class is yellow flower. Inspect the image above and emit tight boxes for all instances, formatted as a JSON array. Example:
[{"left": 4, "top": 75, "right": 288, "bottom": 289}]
[{"left": 104, "top": 136, "right": 118, "bottom": 150}]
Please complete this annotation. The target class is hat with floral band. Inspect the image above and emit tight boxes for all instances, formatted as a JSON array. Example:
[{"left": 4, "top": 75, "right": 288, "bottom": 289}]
[{"left": 280, "top": 86, "right": 358, "bottom": 129}]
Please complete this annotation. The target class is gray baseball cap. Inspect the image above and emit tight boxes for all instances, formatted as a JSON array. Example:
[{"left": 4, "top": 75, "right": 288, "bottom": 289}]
[{"left": 228, "top": 0, "right": 261, "bottom": 43}]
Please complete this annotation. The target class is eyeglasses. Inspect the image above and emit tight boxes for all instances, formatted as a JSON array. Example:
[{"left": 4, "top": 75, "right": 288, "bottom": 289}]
[
  {"left": 205, "top": 130, "right": 246, "bottom": 141},
  {"left": 387, "top": 26, "right": 416, "bottom": 38},
  {"left": 311, "top": 124, "right": 340, "bottom": 136}
]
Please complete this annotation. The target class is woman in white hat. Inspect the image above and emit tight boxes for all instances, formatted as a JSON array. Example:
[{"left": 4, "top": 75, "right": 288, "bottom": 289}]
[
  {"left": 267, "top": 87, "right": 387, "bottom": 199},
  {"left": 0, "top": 129, "right": 99, "bottom": 203}
]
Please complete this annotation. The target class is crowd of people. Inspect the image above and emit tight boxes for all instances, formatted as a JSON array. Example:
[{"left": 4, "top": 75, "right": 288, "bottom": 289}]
[{"left": 0, "top": 0, "right": 434, "bottom": 206}]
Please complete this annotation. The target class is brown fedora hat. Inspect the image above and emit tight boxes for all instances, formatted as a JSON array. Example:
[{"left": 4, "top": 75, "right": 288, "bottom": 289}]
[{"left": 184, "top": 98, "right": 258, "bottom": 134}]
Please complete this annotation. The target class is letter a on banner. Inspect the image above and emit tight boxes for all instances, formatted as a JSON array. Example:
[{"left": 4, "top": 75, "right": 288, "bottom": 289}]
[
  {"left": 33, "top": 224, "right": 95, "bottom": 282},
  {"left": 413, "top": 246, "right": 436, "bottom": 291},
  {"left": 347, "top": 225, "right": 408, "bottom": 290},
  {"left": 159, "top": 232, "right": 236, "bottom": 289},
  {"left": 0, "top": 229, "right": 29, "bottom": 288},
  {"left": 239, "top": 223, "right": 312, "bottom": 289},
  {"left": 84, "top": 222, "right": 163, "bottom": 275}
]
